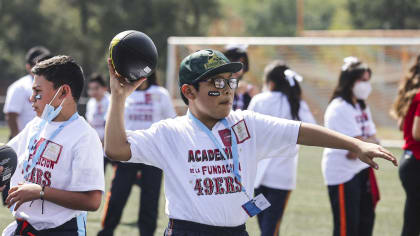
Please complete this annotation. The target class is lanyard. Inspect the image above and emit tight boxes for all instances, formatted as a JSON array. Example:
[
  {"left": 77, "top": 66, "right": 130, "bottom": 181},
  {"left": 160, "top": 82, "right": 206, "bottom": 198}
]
[
  {"left": 188, "top": 112, "right": 250, "bottom": 199},
  {"left": 23, "top": 113, "right": 79, "bottom": 179}
]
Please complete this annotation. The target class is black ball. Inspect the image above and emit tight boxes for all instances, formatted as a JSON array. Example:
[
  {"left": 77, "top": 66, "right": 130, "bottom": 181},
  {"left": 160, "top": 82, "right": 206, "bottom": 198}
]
[
  {"left": 0, "top": 145, "right": 17, "bottom": 187},
  {"left": 109, "top": 30, "right": 158, "bottom": 82}
]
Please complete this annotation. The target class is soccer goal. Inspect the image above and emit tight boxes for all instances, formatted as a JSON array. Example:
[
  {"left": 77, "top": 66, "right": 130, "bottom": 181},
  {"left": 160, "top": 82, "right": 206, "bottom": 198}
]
[{"left": 166, "top": 36, "right": 420, "bottom": 130}]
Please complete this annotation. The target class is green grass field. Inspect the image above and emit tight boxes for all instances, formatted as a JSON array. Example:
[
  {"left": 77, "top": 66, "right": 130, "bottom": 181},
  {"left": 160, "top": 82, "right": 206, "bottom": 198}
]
[{"left": 0, "top": 127, "right": 405, "bottom": 235}]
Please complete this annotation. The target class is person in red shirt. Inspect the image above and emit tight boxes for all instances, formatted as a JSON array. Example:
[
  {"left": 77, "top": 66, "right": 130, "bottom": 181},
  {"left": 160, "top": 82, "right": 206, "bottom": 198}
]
[{"left": 391, "top": 54, "right": 420, "bottom": 236}]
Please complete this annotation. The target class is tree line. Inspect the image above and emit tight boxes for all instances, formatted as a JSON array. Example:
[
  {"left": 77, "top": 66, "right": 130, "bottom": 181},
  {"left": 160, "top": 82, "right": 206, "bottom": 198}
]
[{"left": 0, "top": 0, "right": 419, "bottom": 90}]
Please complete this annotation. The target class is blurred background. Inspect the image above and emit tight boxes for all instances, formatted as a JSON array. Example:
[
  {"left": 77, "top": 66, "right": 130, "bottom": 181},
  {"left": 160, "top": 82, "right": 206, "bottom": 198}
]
[
  {"left": 1, "top": 0, "right": 420, "bottom": 133},
  {"left": 0, "top": 0, "right": 419, "bottom": 234}
]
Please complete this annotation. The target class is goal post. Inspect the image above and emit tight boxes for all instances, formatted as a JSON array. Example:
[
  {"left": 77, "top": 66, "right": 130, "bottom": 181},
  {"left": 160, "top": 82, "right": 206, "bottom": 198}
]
[{"left": 166, "top": 36, "right": 420, "bottom": 133}]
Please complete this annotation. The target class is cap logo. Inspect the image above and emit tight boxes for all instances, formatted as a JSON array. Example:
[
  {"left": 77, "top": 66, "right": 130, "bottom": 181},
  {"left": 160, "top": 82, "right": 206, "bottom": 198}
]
[
  {"left": 143, "top": 66, "right": 151, "bottom": 73},
  {"left": 204, "top": 55, "right": 225, "bottom": 70}
]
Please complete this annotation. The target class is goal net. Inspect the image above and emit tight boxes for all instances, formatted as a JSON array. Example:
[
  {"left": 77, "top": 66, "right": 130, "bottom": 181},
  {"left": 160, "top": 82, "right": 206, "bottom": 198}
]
[{"left": 166, "top": 36, "right": 420, "bottom": 131}]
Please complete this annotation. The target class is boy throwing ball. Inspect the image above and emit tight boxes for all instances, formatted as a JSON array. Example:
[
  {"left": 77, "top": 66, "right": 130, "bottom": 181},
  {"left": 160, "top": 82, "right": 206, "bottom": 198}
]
[{"left": 105, "top": 49, "right": 397, "bottom": 236}]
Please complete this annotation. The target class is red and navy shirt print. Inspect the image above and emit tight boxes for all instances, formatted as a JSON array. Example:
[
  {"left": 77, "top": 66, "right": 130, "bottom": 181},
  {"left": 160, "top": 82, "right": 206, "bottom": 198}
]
[
  {"left": 187, "top": 119, "right": 252, "bottom": 197},
  {"left": 22, "top": 138, "right": 62, "bottom": 187}
]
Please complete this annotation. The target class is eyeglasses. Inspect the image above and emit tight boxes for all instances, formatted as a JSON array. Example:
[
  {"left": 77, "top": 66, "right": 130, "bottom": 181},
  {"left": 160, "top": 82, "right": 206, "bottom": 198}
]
[{"left": 205, "top": 77, "right": 238, "bottom": 89}]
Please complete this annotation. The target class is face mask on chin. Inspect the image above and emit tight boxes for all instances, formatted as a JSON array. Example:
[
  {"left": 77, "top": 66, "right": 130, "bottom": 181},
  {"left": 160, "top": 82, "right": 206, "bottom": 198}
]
[
  {"left": 352, "top": 81, "right": 372, "bottom": 100},
  {"left": 39, "top": 86, "right": 66, "bottom": 122}
]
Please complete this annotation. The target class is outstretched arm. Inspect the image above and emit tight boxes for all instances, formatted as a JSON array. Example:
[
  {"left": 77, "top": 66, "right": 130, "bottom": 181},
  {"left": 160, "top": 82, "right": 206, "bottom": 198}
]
[
  {"left": 297, "top": 122, "right": 398, "bottom": 169},
  {"left": 104, "top": 58, "right": 145, "bottom": 161}
]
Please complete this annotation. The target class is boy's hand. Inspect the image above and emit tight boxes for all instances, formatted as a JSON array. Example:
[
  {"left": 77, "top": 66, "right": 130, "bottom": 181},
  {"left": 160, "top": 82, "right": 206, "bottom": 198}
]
[
  {"left": 107, "top": 58, "right": 146, "bottom": 99},
  {"left": 356, "top": 141, "right": 398, "bottom": 169},
  {"left": 6, "top": 183, "right": 43, "bottom": 210}
]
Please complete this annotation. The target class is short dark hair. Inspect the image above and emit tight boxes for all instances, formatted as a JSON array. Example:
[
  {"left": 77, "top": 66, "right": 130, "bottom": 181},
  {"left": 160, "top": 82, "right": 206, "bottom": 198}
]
[
  {"left": 88, "top": 73, "right": 107, "bottom": 87},
  {"left": 223, "top": 48, "right": 249, "bottom": 72},
  {"left": 147, "top": 72, "right": 159, "bottom": 86},
  {"left": 32, "top": 55, "right": 85, "bottom": 102},
  {"left": 25, "top": 46, "right": 50, "bottom": 67}
]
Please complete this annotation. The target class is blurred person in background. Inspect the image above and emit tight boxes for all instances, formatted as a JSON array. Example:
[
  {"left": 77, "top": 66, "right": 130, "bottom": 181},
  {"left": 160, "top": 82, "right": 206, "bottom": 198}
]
[
  {"left": 248, "top": 61, "right": 316, "bottom": 236},
  {"left": 85, "top": 73, "right": 111, "bottom": 171},
  {"left": 223, "top": 45, "right": 253, "bottom": 110},
  {"left": 3, "top": 46, "right": 51, "bottom": 140},
  {"left": 2, "top": 46, "right": 50, "bottom": 205},
  {"left": 98, "top": 73, "right": 176, "bottom": 236},
  {"left": 322, "top": 57, "right": 380, "bottom": 236},
  {"left": 390, "top": 54, "right": 420, "bottom": 236}
]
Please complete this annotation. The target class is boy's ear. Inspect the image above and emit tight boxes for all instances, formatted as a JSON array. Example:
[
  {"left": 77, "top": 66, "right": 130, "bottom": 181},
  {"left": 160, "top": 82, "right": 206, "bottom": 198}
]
[
  {"left": 181, "top": 84, "right": 196, "bottom": 101},
  {"left": 61, "top": 84, "right": 71, "bottom": 98}
]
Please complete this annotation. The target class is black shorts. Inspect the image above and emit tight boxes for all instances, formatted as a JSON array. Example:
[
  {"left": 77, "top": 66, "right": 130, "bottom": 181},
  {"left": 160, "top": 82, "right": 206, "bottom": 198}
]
[
  {"left": 14, "top": 216, "right": 86, "bottom": 236},
  {"left": 399, "top": 150, "right": 420, "bottom": 236},
  {"left": 164, "top": 219, "right": 248, "bottom": 236}
]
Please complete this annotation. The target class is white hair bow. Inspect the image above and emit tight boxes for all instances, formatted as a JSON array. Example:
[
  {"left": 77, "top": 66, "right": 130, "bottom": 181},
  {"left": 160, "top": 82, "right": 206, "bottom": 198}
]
[
  {"left": 342, "top": 56, "right": 359, "bottom": 71},
  {"left": 284, "top": 69, "right": 303, "bottom": 87}
]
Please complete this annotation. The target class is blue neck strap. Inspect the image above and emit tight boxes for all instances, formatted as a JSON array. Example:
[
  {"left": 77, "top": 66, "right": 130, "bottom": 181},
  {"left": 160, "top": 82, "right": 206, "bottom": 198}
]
[
  {"left": 23, "top": 113, "right": 79, "bottom": 179},
  {"left": 188, "top": 112, "right": 248, "bottom": 197}
]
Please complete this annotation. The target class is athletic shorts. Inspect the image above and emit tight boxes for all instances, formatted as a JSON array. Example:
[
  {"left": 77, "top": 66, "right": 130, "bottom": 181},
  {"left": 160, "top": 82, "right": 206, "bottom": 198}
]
[{"left": 164, "top": 219, "right": 248, "bottom": 236}]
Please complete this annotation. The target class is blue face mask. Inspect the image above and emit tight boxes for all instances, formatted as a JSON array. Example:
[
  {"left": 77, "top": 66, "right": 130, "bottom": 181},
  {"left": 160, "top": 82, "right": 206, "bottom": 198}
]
[{"left": 39, "top": 86, "right": 65, "bottom": 123}]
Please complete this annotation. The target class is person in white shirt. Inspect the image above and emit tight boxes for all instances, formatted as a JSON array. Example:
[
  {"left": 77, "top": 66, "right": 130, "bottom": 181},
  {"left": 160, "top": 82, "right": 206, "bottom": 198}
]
[
  {"left": 0, "top": 55, "right": 105, "bottom": 235},
  {"left": 86, "top": 73, "right": 109, "bottom": 143},
  {"left": 104, "top": 49, "right": 396, "bottom": 236},
  {"left": 223, "top": 45, "right": 253, "bottom": 110},
  {"left": 98, "top": 73, "right": 176, "bottom": 236},
  {"left": 322, "top": 57, "right": 380, "bottom": 236},
  {"left": 85, "top": 73, "right": 111, "bottom": 171},
  {"left": 2, "top": 46, "right": 51, "bottom": 206},
  {"left": 3, "top": 46, "right": 51, "bottom": 140},
  {"left": 248, "top": 61, "right": 316, "bottom": 236}
]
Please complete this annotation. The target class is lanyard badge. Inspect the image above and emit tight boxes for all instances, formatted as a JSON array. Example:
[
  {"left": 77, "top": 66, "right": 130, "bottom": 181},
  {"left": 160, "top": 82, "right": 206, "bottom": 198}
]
[
  {"left": 23, "top": 113, "right": 79, "bottom": 179},
  {"left": 242, "top": 193, "right": 271, "bottom": 217},
  {"left": 188, "top": 112, "right": 270, "bottom": 217}
]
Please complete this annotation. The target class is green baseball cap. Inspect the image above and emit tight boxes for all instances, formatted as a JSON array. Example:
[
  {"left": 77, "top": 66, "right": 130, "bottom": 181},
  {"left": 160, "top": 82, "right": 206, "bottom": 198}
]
[{"left": 179, "top": 49, "right": 243, "bottom": 86}]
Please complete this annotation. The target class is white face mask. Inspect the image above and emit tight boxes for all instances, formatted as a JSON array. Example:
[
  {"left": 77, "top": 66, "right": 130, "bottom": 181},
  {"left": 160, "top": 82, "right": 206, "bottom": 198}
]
[
  {"left": 39, "top": 86, "right": 66, "bottom": 122},
  {"left": 352, "top": 81, "right": 372, "bottom": 100}
]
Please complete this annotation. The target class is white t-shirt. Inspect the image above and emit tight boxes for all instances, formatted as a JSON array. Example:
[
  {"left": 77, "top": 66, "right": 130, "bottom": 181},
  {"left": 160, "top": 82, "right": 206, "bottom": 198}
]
[
  {"left": 5, "top": 115, "right": 105, "bottom": 231},
  {"left": 3, "top": 74, "right": 36, "bottom": 131},
  {"left": 126, "top": 109, "right": 300, "bottom": 226},
  {"left": 322, "top": 98, "right": 376, "bottom": 185},
  {"left": 125, "top": 85, "right": 176, "bottom": 131},
  {"left": 85, "top": 93, "right": 110, "bottom": 141},
  {"left": 248, "top": 91, "right": 316, "bottom": 190}
]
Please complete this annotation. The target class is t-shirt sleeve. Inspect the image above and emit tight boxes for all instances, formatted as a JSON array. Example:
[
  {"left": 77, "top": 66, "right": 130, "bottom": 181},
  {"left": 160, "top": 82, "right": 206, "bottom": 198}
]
[
  {"left": 324, "top": 104, "right": 361, "bottom": 137},
  {"left": 3, "top": 85, "right": 25, "bottom": 114},
  {"left": 7, "top": 127, "right": 27, "bottom": 154},
  {"left": 68, "top": 131, "right": 105, "bottom": 192},
  {"left": 126, "top": 122, "right": 167, "bottom": 169},
  {"left": 247, "top": 97, "right": 257, "bottom": 111},
  {"left": 161, "top": 90, "right": 176, "bottom": 119},
  {"left": 365, "top": 107, "right": 376, "bottom": 136},
  {"left": 247, "top": 95, "right": 265, "bottom": 113},
  {"left": 250, "top": 111, "right": 301, "bottom": 160},
  {"left": 299, "top": 101, "right": 317, "bottom": 124}
]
